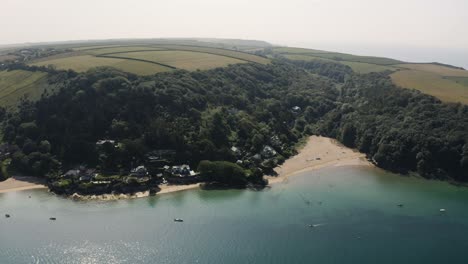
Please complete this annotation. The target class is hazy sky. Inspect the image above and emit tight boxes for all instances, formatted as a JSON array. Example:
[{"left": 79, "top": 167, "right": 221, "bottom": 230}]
[{"left": 1, "top": 0, "right": 467, "bottom": 66}]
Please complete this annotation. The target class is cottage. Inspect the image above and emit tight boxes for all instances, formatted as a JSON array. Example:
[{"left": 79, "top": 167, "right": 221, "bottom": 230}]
[
  {"left": 79, "top": 169, "right": 96, "bottom": 182},
  {"left": 291, "top": 106, "right": 301, "bottom": 113},
  {"left": 261, "top": 145, "right": 277, "bottom": 158},
  {"left": 62, "top": 169, "right": 80, "bottom": 179},
  {"left": 231, "top": 146, "right": 241, "bottom": 157},
  {"left": 170, "top": 164, "right": 192, "bottom": 177},
  {"left": 96, "top": 139, "right": 117, "bottom": 147},
  {"left": 130, "top": 165, "right": 149, "bottom": 177}
]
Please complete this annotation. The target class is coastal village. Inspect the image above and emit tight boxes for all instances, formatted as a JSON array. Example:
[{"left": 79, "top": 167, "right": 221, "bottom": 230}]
[
  {"left": 0, "top": 131, "right": 289, "bottom": 196},
  {"left": 49, "top": 139, "right": 203, "bottom": 195}
]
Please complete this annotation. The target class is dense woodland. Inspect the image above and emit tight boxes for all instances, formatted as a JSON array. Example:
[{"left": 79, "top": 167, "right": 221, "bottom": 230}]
[{"left": 1, "top": 58, "right": 467, "bottom": 193}]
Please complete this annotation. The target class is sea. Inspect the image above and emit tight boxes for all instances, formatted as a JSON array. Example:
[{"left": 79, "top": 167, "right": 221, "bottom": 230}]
[{"left": 1, "top": 166, "right": 468, "bottom": 264}]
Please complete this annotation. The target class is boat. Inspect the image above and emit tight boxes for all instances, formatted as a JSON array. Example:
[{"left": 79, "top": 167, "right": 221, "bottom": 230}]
[
  {"left": 174, "top": 218, "right": 184, "bottom": 222},
  {"left": 5, "top": 214, "right": 10, "bottom": 218},
  {"left": 397, "top": 204, "right": 404, "bottom": 207},
  {"left": 50, "top": 217, "right": 57, "bottom": 220},
  {"left": 440, "top": 209, "right": 446, "bottom": 212}
]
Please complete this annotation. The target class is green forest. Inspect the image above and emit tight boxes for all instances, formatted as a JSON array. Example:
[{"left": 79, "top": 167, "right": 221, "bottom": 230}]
[{"left": 1, "top": 57, "right": 467, "bottom": 194}]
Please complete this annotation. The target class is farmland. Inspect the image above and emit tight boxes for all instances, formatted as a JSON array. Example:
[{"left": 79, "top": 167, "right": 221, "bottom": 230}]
[
  {"left": 28, "top": 42, "right": 270, "bottom": 75},
  {"left": 390, "top": 64, "right": 468, "bottom": 104},
  {"left": 275, "top": 46, "right": 468, "bottom": 104},
  {"left": 273, "top": 47, "right": 402, "bottom": 65},
  {"left": 2, "top": 39, "right": 468, "bottom": 106},
  {"left": 32, "top": 55, "right": 173, "bottom": 75},
  {"left": 104, "top": 50, "right": 246, "bottom": 70},
  {"left": 0, "top": 70, "right": 55, "bottom": 108}
]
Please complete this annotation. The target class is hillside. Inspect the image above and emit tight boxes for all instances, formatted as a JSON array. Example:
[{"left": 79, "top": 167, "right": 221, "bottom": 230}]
[
  {"left": 1, "top": 39, "right": 468, "bottom": 109},
  {"left": 0, "top": 70, "right": 57, "bottom": 109},
  {"left": 29, "top": 43, "right": 270, "bottom": 75},
  {"left": 1, "top": 59, "right": 467, "bottom": 196},
  {"left": 272, "top": 46, "right": 468, "bottom": 104}
]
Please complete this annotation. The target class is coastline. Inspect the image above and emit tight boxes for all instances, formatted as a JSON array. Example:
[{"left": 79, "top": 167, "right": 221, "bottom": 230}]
[
  {"left": 0, "top": 136, "right": 373, "bottom": 199},
  {"left": 266, "top": 136, "right": 373, "bottom": 185},
  {"left": 69, "top": 183, "right": 202, "bottom": 201},
  {"left": 0, "top": 176, "right": 47, "bottom": 194}
]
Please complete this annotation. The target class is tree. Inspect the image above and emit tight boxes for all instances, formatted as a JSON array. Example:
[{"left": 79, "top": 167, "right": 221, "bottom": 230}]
[{"left": 197, "top": 160, "right": 247, "bottom": 186}]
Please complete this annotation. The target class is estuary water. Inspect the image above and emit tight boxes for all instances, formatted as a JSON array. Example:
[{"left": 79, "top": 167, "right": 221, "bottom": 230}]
[{"left": 1, "top": 166, "right": 468, "bottom": 264}]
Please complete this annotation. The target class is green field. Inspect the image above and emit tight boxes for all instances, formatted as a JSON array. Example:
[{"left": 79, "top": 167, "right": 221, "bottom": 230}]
[
  {"left": 394, "top": 63, "right": 468, "bottom": 77},
  {"left": 0, "top": 70, "right": 54, "bottom": 108},
  {"left": 28, "top": 43, "right": 270, "bottom": 75},
  {"left": 391, "top": 63, "right": 468, "bottom": 104},
  {"left": 152, "top": 45, "right": 270, "bottom": 64},
  {"left": 276, "top": 46, "right": 468, "bottom": 104},
  {"left": 31, "top": 55, "right": 173, "bottom": 75},
  {"left": 0, "top": 55, "right": 18, "bottom": 62},
  {"left": 281, "top": 48, "right": 400, "bottom": 73},
  {"left": 84, "top": 46, "right": 168, "bottom": 55},
  {"left": 105, "top": 50, "right": 246, "bottom": 70},
  {"left": 445, "top": 76, "right": 468, "bottom": 87},
  {"left": 274, "top": 47, "right": 402, "bottom": 65},
  {"left": 340, "top": 61, "right": 398, "bottom": 73}
]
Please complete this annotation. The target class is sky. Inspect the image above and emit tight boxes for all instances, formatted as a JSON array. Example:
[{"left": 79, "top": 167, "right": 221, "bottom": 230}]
[{"left": 1, "top": 0, "right": 467, "bottom": 67}]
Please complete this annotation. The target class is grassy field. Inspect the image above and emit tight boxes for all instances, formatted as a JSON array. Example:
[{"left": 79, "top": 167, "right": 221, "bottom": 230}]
[
  {"left": 153, "top": 45, "right": 270, "bottom": 64},
  {"left": 31, "top": 55, "right": 173, "bottom": 75},
  {"left": 27, "top": 43, "right": 270, "bottom": 75},
  {"left": 394, "top": 63, "right": 468, "bottom": 77},
  {"left": 283, "top": 53, "right": 398, "bottom": 73},
  {"left": 84, "top": 46, "right": 168, "bottom": 55},
  {"left": 445, "top": 77, "right": 468, "bottom": 87},
  {"left": 273, "top": 47, "right": 330, "bottom": 54},
  {"left": 0, "top": 70, "right": 53, "bottom": 108},
  {"left": 277, "top": 46, "right": 468, "bottom": 104},
  {"left": 391, "top": 69, "right": 468, "bottom": 104},
  {"left": 106, "top": 50, "right": 246, "bottom": 70},
  {"left": 340, "top": 61, "right": 398, "bottom": 73},
  {"left": 283, "top": 54, "right": 336, "bottom": 62},
  {"left": 0, "top": 55, "right": 18, "bottom": 62},
  {"left": 274, "top": 47, "right": 402, "bottom": 65}
]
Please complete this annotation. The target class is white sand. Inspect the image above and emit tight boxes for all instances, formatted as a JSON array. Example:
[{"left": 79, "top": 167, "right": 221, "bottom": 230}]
[
  {"left": 266, "top": 136, "right": 372, "bottom": 185},
  {"left": 0, "top": 176, "right": 47, "bottom": 193}
]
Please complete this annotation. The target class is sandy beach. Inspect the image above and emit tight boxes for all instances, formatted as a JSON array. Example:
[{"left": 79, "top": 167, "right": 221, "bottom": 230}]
[
  {"left": 266, "top": 136, "right": 372, "bottom": 184},
  {"left": 0, "top": 176, "right": 47, "bottom": 194}
]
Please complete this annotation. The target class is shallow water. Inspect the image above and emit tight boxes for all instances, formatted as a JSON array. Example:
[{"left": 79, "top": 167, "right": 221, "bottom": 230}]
[{"left": 1, "top": 166, "right": 468, "bottom": 264}]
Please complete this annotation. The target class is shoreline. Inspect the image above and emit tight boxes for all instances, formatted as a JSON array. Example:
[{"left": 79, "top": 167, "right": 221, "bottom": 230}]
[
  {"left": 0, "top": 136, "right": 373, "bottom": 199},
  {"left": 69, "top": 183, "right": 202, "bottom": 201},
  {"left": 266, "top": 136, "right": 373, "bottom": 185},
  {"left": 0, "top": 176, "right": 47, "bottom": 194}
]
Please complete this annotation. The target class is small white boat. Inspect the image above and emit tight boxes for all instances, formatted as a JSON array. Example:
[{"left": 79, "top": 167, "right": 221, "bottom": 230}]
[
  {"left": 174, "top": 218, "right": 184, "bottom": 222},
  {"left": 439, "top": 209, "right": 446, "bottom": 212}
]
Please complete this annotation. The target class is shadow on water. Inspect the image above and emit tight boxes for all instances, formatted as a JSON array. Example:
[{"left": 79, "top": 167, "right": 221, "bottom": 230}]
[{"left": 195, "top": 186, "right": 246, "bottom": 202}]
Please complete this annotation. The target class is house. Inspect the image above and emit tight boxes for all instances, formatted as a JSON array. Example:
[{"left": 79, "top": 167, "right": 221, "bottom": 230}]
[
  {"left": 231, "top": 146, "right": 241, "bottom": 157},
  {"left": 168, "top": 164, "right": 192, "bottom": 177},
  {"left": 292, "top": 106, "right": 301, "bottom": 112},
  {"left": 79, "top": 169, "right": 96, "bottom": 182},
  {"left": 130, "top": 165, "right": 149, "bottom": 177},
  {"left": 96, "top": 139, "right": 117, "bottom": 148},
  {"left": 62, "top": 169, "right": 80, "bottom": 179},
  {"left": 261, "top": 145, "right": 277, "bottom": 158}
]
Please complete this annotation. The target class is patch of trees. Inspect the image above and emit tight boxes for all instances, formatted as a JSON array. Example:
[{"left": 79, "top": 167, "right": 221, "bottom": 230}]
[
  {"left": 2, "top": 62, "right": 337, "bottom": 187},
  {"left": 2, "top": 59, "right": 467, "bottom": 187},
  {"left": 316, "top": 72, "right": 468, "bottom": 181},
  {"left": 198, "top": 160, "right": 248, "bottom": 186}
]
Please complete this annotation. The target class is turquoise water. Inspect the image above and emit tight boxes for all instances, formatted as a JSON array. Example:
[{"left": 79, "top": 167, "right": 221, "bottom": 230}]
[{"left": 1, "top": 166, "right": 468, "bottom": 264}]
